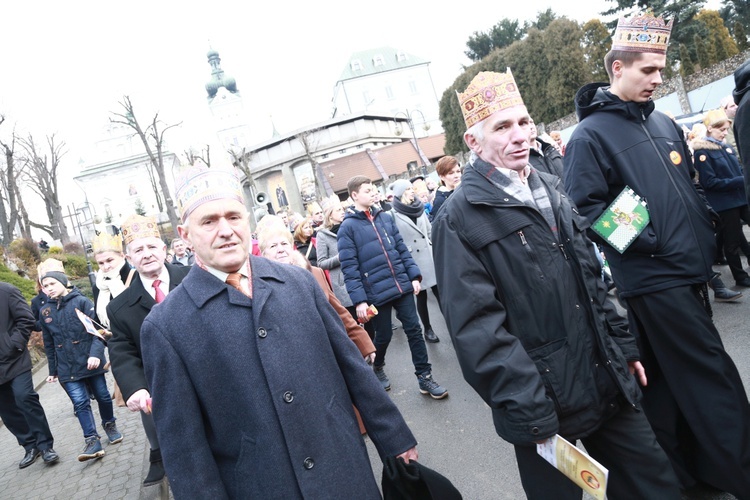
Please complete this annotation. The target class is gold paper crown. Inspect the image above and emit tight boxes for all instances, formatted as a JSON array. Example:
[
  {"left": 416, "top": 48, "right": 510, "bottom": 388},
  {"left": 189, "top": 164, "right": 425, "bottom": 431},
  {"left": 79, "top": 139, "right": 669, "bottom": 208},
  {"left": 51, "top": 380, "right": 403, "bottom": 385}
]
[
  {"left": 91, "top": 231, "right": 123, "bottom": 254},
  {"left": 457, "top": 69, "right": 525, "bottom": 129},
  {"left": 38, "top": 258, "right": 65, "bottom": 278},
  {"left": 121, "top": 214, "right": 161, "bottom": 246},
  {"left": 175, "top": 166, "right": 244, "bottom": 222},
  {"left": 612, "top": 11, "right": 673, "bottom": 55}
]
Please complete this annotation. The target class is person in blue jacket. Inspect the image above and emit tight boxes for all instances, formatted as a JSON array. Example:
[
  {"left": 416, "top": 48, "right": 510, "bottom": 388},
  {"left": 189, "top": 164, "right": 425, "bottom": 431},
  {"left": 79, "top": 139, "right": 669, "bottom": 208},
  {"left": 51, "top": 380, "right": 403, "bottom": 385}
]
[{"left": 39, "top": 262, "right": 123, "bottom": 462}]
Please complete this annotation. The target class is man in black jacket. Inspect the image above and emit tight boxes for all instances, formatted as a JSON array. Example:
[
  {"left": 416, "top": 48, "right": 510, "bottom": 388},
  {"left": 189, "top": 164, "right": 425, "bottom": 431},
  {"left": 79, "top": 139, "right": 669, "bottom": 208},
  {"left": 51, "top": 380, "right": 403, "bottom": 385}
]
[
  {"left": 432, "top": 69, "right": 679, "bottom": 499},
  {"left": 734, "top": 58, "right": 750, "bottom": 205},
  {"left": 107, "top": 215, "right": 190, "bottom": 486},
  {"left": 0, "top": 282, "right": 58, "bottom": 468},
  {"left": 564, "top": 13, "right": 750, "bottom": 497}
]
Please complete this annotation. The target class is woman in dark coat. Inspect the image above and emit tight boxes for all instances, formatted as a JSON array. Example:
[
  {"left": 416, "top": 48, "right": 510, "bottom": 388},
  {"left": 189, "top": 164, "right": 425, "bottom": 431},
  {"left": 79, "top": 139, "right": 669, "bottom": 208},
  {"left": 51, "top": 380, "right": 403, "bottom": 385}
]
[
  {"left": 694, "top": 108, "right": 750, "bottom": 287},
  {"left": 430, "top": 155, "right": 461, "bottom": 220},
  {"left": 293, "top": 216, "right": 317, "bottom": 267}
]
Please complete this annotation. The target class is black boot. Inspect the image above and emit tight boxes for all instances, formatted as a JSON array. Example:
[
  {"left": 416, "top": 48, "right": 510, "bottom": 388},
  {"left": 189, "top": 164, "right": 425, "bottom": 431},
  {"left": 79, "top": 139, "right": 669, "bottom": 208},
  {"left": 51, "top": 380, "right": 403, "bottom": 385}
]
[
  {"left": 143, "top": 449, "right": 166, "bottom": 487},
  {"left": 709, "top": 273, "right": 742, "bottom": 302}
]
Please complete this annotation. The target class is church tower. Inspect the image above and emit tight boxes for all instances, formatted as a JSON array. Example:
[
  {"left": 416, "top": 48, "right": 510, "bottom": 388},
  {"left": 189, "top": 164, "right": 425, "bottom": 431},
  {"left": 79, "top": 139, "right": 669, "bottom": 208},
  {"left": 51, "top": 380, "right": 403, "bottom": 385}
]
[{"left": 205, "top": 48, "right": 251, "bottom": 152}]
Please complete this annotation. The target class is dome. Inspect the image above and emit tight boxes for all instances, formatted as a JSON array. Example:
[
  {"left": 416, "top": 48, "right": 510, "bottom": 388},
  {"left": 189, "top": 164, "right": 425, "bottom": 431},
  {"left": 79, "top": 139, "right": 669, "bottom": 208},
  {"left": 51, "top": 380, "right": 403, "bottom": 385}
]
[
  {"left": 205, "top": 80, "right": 220, "bottom": 98},
  {"left": 223, "top": 76, "right": 237, "bottom": 93},
  {"left": 207, "top": 48, "right": 219, "bottom": 59}
]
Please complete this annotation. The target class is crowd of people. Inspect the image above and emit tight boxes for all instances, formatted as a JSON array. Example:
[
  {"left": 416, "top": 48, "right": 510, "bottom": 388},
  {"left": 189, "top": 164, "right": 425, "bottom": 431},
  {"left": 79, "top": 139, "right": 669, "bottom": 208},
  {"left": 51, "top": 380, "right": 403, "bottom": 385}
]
[{"left": 3, "top": 10, "right": 750, "bottom": 500}]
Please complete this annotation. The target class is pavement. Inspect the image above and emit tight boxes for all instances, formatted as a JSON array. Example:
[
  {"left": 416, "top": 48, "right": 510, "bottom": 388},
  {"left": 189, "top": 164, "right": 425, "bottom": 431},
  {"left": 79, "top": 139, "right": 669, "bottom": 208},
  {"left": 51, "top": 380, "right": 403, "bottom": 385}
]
[{"left": 1, "top": 261, "right": 747, "bottom": 499}]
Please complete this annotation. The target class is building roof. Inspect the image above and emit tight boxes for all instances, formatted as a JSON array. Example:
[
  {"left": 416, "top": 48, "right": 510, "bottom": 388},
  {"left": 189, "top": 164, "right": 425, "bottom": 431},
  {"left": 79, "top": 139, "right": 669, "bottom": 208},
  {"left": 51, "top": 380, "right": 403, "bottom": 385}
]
[
  {"left": 320, "top": 133, "right": 446, "bottom": 192},
  {"left": 338, "top": 47, "right": 428, "bottom": 82}
]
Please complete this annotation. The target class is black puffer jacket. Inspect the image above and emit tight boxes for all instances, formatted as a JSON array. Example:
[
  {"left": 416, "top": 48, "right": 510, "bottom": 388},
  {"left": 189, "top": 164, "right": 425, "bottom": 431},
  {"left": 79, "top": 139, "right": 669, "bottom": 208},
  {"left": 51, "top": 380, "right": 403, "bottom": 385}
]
[
  {"left": 529, "top": 137, "right": 565, "bottom": 178},
  {"left": 432, "top": 163, "right": 640, "bottom": 445},
  {"left": 734, "top": 58, "right": 750, "bottom": 205},
  {"left": 563, "top": 83, "right": 715, "bottom": 298}
]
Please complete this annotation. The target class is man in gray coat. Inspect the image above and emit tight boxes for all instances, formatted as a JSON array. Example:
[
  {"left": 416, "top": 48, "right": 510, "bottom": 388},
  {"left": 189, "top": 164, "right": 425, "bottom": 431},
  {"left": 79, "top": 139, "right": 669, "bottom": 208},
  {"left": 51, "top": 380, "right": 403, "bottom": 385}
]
[{"left": 141, "top": 166, "right": 417, "bottom": 499}]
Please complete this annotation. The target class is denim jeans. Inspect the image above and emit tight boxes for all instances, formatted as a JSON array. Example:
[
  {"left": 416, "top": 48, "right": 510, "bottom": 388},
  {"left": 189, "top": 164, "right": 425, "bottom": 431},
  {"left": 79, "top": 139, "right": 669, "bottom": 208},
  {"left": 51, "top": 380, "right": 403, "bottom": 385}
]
[
  {"left": 61, "top": 374, "right": 115, "bottom": 439},
  {"left": 371, "top": 292, "right": 431, "bottom": 376}
]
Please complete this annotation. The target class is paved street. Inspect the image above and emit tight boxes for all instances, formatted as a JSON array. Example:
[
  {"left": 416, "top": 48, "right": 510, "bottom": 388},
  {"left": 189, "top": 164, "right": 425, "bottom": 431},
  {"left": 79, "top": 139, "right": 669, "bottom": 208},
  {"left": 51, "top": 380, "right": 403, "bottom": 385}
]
[{"left": 1, "top": 263, "right": 747, "bottom": 499}]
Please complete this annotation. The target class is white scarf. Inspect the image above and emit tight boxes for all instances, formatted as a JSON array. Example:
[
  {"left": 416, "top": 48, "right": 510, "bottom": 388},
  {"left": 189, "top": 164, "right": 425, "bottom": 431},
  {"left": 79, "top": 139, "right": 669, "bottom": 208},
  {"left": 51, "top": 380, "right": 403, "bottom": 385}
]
[{"left": 95, "top": 266, "right": 128, "bottom": 328}]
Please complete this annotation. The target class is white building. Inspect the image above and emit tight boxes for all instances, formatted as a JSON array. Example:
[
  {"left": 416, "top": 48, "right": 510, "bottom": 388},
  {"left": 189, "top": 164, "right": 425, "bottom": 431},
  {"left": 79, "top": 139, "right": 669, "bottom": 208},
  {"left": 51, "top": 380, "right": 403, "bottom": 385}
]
[{"left": 331, "top": 47, "right": 442, "bottom": 134}]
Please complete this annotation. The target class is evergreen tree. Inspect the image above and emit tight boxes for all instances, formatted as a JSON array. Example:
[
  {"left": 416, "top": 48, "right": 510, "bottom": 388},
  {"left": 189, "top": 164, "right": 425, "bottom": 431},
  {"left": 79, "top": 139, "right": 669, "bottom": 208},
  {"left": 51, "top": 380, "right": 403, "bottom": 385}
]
[
  {"left": 734, "top": 21, "right": 749, "bottom": 51},
  {"left": 695, "top": 34, "right": 711, "bottom": 69},
  {"left": 695, "top": 9, "right": 738, "bottom": 63},
  {"left": 679, "top": 43, "right": 696, "bottom": 76},
  {"left": 581, "top": 19, "right": 612, "bottom": 82},
  {"left": 465, "top": 19, "right": 524, "bottom": 62}
]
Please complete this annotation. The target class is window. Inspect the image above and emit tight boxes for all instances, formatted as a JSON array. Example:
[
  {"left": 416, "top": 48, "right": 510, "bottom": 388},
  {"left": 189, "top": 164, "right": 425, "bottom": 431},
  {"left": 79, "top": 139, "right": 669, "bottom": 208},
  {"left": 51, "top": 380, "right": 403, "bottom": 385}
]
[
  {"left": 409, "top": 81, "right": 417, "bottom": 94},
  {"left": 351, "top": 60, "right": 362, "bottom": 71},
  {"left": 397, "top": 51, "right": 408, "bottom": 62},
  {"left": 385, "top": 86, "right": 394, "bottom": 100},
  {"left": 339, "top": 149, "right": 347, "bottom": 154},
  {"left": 373, "top": 54, "right": 385, "bottom": 66}
]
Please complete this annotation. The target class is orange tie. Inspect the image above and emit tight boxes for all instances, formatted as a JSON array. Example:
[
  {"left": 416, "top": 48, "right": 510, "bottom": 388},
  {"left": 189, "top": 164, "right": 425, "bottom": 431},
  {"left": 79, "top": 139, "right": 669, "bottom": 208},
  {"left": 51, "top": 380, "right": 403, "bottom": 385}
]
[{"left": 226, "top": 273, "right": 250, "bottom": 297}]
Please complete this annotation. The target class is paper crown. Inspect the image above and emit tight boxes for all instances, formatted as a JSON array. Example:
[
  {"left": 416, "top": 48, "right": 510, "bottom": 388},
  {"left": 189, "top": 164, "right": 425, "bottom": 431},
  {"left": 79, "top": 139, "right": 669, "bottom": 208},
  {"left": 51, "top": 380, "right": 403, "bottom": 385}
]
[
  {"left": 612, "top": 11, "right": 673, "bottom": 55},
  {"left": 174, "top": 166, "right": 244, "bottom": 222},
  {"left": 703, "top": 108, "right": 729, "bottom": 127},
  {"left": 457, "top": 69, "right": 525, "bottom": 128},
  {"left": 121, "top": 214, "right": 161, "bottom": 246},
  {"left": 91, "top": 231, "right": 123, "bottom": 254},
  {"left": 38, "top": 258, "right": 65, "bottom": 278}
]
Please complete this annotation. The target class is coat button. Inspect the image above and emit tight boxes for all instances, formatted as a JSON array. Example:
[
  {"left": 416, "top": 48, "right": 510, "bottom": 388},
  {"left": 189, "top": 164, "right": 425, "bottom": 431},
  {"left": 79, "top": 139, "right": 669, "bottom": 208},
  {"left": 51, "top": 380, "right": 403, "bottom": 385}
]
[
  {"left": 531, "top": 427, "right": 540, "bottom": 435},
  {"left": 283, "top": 391, "right": 294, "bottom": 403},
  {"left": 257, "top": 327, "right": 267, "bottom": 338},
  {"left": 303, "top": 457, "right": 314, "bottom": 469}
]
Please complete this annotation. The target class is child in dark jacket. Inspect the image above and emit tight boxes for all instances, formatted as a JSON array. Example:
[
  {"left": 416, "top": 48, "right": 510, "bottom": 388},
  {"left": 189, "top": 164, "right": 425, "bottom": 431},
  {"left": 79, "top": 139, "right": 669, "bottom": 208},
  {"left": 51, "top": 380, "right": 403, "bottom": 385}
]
[{"left": 39, "top": 263, "right": 123, "bottom": 461}]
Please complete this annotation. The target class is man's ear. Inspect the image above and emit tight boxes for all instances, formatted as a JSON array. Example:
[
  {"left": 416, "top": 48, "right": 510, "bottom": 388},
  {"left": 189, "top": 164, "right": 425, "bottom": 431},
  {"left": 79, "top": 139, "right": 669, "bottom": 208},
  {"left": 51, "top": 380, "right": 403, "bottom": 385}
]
[
  {"left": 611, "top": 59, "right": 623, "bottom": 79},
  {"left": 177, "top": 224, "right": 189, "bottom": 244},
  {"left": 464, "top": 132, "right": 480, "bottom": 153}
]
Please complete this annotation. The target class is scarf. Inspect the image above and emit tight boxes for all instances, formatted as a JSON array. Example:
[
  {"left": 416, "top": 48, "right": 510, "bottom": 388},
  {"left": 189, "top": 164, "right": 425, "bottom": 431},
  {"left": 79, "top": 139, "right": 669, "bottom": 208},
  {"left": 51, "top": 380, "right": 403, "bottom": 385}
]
[
  {"left": 470, "top": 155, "right": 558, "bottom": 237},
  {"left": 391, "top": 196, "right": 425, "bottom": 219},
  {"left": 95, "top": 265, "right": 128, "bottom": 328},
  {"left": 329, "top": 223, "right": 341, "bottom": 235}
]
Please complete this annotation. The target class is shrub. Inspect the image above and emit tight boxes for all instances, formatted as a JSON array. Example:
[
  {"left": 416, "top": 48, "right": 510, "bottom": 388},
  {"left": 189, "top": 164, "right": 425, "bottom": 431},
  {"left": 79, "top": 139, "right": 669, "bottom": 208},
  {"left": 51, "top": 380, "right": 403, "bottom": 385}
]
[
  {"left": 48, "top": 246, "right": 63, "bottom": 255},
  {"left": 0, "top": 263, "right": 37, "bottom": 301},
  {"left": 8, "top": 238, "right": 41, "bottom": 273},
  {"left": 60, "top": 254, "right": 92, "bottom": 278},
  {"left": 63, "top": 242, "right": 84, "bottom": 255},
  {"left": 69, "top": 276, "right": 95, "bottom": 301}
]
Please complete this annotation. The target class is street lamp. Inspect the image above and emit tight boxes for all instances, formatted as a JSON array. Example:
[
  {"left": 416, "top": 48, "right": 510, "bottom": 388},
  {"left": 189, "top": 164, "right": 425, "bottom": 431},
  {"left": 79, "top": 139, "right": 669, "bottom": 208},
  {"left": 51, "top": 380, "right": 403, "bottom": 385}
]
[{"left": 393, "top": 110, "right": 431, "bottom": 177}]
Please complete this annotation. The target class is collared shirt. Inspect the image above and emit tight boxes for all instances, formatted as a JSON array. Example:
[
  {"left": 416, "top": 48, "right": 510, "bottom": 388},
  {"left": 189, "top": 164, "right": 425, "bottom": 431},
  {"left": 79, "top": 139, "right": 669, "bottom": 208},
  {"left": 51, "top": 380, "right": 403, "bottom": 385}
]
[
  {"left": 140, "top": 267, "right": 170, "bottom": 301},
  {"left": 175, "top": 254, "right": 190, "bottom": 266},
  {"left": 205, "top": 262, "right": 251, "bottom": 296},
  {"left": 496, "top": 165, "right": 534, "bottom": 204}
]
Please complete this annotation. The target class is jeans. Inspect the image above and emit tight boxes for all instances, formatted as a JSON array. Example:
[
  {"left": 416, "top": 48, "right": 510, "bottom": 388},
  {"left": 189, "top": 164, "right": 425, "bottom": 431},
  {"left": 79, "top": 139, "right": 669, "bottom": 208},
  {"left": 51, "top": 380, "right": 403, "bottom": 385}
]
[
  {"left": 0, "top": 370, "right": 54, "bottom": 451},
  {"left": 62, "top": 374, "right": 115, "bottom": 439},
  {"left": 371, "top": 292, "right": 431, "bottom": 376}
]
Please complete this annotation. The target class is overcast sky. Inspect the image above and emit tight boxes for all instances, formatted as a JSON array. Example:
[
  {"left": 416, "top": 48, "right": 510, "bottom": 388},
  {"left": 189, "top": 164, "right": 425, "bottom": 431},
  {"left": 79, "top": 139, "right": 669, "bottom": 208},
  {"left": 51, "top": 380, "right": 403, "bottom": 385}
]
[{"left": 0, "top": 0, "right": 722, "bottom": 236}]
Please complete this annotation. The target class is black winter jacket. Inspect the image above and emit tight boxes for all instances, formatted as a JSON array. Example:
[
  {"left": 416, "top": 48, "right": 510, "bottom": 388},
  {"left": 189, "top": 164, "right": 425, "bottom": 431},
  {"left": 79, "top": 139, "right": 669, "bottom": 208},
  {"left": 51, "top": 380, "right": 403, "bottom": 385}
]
[
  {"left": 734, "top": 58, "right": 750, "bottom": 206},
  {"left": 563, "top": 83, "right": 715, "bottom": 298},
  {"left": 432, "top": 163, "right": 640, "bottom": 445},
  {"left": 529, "top": 137, "right": 565, "bottom": 178},
  {"left": 0, "top": 283, "right": 36, "bottom": 385},
  {"left": 40, "top": 288, "right": 105, "bottom": 382},
  {"left": 338, "top": 207, "right": 421, "bottom": 307}
]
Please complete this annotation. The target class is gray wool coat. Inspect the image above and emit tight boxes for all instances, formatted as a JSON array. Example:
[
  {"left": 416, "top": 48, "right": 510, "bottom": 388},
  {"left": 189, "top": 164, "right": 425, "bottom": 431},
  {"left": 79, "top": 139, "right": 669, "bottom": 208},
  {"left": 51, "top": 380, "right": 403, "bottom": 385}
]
[
  {"left": 390, "top": 211, "right": 437, "bottom": 289},
  {"left": 315, "top": 227, "right": 352, "bottom": 307},
  {"left": 141, "top": 256, "right": 416, "bottom": 499}
]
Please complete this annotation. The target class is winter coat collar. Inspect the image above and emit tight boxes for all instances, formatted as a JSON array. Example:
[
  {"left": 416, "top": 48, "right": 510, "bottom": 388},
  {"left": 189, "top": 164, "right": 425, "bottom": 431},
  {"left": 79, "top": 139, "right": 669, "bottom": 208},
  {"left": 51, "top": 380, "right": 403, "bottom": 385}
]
[
  {"left": 126, "top": 263, "right": 185, "bottom": 308},
  {"left": 575, "top": 82, "right": 655, "bottom": 122},
  {"left": 691, "top": 137, "right": 724, "bottom": 151}
]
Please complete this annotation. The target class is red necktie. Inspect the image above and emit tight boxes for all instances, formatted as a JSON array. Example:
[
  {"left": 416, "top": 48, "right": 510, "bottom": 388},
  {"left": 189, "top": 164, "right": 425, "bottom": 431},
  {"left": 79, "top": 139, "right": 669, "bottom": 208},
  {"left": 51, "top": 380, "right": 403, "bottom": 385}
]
[
  {"left": 226, "top": 273, "right": 250, "bottom": 297},
  {"left": 152, "top": 279, "right": 166, "bottom": 303}
]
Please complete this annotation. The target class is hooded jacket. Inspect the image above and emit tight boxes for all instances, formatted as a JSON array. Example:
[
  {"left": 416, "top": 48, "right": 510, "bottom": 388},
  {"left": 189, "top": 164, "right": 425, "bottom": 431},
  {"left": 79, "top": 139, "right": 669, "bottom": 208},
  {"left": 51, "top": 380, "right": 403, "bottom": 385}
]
[
  {"left": 337, "top": 207, "right": 421, "bottom": 307},
  {"left": 40, "top": 287, "right": 105, "bottom": 382},
  {"left": 563, "top": 83, "right": 716, "bottom": 298},
  {"left": 432, "top": 162, "right": 640, "bottom": 445},
  {"left": 692, "top": 137, "right": 747, "bottom": 212},
  {"left": 734, "top": 58, "right": 750, "bottom": 206}
]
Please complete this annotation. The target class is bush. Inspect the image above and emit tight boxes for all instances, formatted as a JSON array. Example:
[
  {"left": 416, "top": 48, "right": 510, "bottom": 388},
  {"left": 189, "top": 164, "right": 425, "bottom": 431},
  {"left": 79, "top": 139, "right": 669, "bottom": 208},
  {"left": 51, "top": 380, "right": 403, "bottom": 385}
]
[
  {"left": 63, "top": 242, "right": 84, "bottom": 255},
  {"left": 48, "top": 246, "right": 63, "bottom": 255},
  {"left": 0, "top": 263, "right": 37, "bottom": 301},
  {"left": 60, "top": 254, "right": 91, "bottom": 278},
  {"left": 69, "top": 276, "right": 95, "bottom": 301},
  {"left": 8, "top": 238, "right": 41, "bottom": 273}
]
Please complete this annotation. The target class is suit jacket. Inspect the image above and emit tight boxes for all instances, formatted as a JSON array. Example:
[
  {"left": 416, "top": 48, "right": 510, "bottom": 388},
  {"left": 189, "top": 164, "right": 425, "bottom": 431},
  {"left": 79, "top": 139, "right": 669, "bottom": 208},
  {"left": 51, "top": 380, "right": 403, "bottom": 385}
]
[
  {"left": 106, "top": 263, "right": 190, "bottom": 401},
  {"left": 141, "top": 257, "right": 416, "bottom": 499},
  {"left": 0, "top": 283, "right": 36, "bottom": 385}
]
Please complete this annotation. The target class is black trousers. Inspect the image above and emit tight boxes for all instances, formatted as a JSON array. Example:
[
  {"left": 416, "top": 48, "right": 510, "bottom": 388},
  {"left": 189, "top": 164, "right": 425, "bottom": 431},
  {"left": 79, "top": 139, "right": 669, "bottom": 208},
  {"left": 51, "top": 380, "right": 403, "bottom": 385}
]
[
  {"left": 627, "top": 285, "right": 750, "bottom": 498},
  {"left": 718, "top": 206, "right": 750, "bottom": 282},
  {"left": 0, "top": 370, "right": 54, "bottom": 452},
  {"left": 415, "top": 285, "right": 440, "bottom": 331},
  {"left": 514, "top": 404, "right": 680, "bottom": 499}
]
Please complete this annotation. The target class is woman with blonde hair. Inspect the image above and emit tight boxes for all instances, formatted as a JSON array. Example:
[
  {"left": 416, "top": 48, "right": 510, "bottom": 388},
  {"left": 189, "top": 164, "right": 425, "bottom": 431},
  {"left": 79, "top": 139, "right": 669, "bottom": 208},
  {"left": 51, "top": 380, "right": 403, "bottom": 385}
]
[{"left": 293, "top": 217, "right": 317, "bottom": 266}]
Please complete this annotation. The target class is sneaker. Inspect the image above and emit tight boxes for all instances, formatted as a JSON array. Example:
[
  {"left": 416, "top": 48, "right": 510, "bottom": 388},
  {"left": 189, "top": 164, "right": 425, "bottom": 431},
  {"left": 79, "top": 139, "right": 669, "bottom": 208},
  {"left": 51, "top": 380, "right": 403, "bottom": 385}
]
[
  {"left": 418, "top": 373, "right": 448, "bottom": 400},
  {"left": 103, "top": 421, "right": 123, "bottom": 444},
  {"left": 373, "top": 365, "right": 391, "bottom": 391},
  {"left": 424, "top": 328, "right": 440, "bottom": 343},
  {"left": 78, "top": 437, "right": 105, "bottom": 462}
]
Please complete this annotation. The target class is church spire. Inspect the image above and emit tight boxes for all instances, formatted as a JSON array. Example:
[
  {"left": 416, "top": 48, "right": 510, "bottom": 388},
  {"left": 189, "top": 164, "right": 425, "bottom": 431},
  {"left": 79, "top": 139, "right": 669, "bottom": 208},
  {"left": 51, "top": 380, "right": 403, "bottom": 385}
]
[{"left": 205, "top": 46, "right": 238, "bottom": 100}]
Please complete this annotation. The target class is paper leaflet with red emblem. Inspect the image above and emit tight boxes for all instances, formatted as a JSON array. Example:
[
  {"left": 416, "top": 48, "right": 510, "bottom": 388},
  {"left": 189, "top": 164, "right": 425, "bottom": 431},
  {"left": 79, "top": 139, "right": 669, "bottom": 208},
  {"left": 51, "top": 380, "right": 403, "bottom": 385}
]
[{"left": 537, "top": 434, "right": 609, "bottom": 500}]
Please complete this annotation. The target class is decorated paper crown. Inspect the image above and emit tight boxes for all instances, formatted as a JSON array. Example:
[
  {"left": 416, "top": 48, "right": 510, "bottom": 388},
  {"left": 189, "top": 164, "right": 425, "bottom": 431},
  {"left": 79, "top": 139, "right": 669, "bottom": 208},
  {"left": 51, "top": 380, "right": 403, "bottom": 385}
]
[
  {"left": 612, "top": 11, "right": 673, "bottom": 55},
  {"left": 38, "top": 258, "right": 65, "bottom": 278},
  {"left": 174, "top": 166, "right": 244, "bottom": 222},
  {"left": 121, "top": 214, "right": 161, "bottom": 246},
  {"left": 703, "top": 108, "right": 729, "bottom": 128},
  {"left": 457, "top": 69, "right": 525, "bottom": 128},
  {"left": 91, "top": 231, "right": 123, "bottom": 254}
]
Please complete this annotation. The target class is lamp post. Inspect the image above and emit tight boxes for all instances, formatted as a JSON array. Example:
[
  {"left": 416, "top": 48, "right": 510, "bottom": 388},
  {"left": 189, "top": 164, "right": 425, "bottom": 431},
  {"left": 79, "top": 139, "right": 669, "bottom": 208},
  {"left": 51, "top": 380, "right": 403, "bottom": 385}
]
[{"left": 393, "top": 110, "right": 431, "bottom": 177}]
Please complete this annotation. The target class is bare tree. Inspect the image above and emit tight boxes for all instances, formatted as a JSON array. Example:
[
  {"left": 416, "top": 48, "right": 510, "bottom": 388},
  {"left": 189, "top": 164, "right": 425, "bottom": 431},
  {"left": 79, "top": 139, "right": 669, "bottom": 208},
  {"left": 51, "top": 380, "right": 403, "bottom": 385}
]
[
  {"left": 184, "top": 145, "right": 211, "bottom": 168},
  {"left": 295, "top": 128, "right": 330, "bottom": 199},
  {"left": 110, "top": 96, "right": 181, "bottom": 236},
  {"left": 19, "top": 134, "right": 70, "bottom": 244},
  {"left": 0, "top": 116, "right": 29, "bottom": 244},
  {"left": 228, "top": 146, "right": 256, "bottom": 195}
]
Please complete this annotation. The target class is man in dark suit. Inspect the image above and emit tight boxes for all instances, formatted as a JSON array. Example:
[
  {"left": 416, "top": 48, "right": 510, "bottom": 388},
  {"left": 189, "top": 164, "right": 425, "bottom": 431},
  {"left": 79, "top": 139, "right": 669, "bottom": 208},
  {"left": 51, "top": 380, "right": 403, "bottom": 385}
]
[
  {"left": 0, "top": 281, "right": 58, "bottom": 468},
  {"left": 140, "top": 166, "right": 418, "bottom": 499},
  {"left": 107, "top": 214, "right": 190, "bottom": 487}
]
